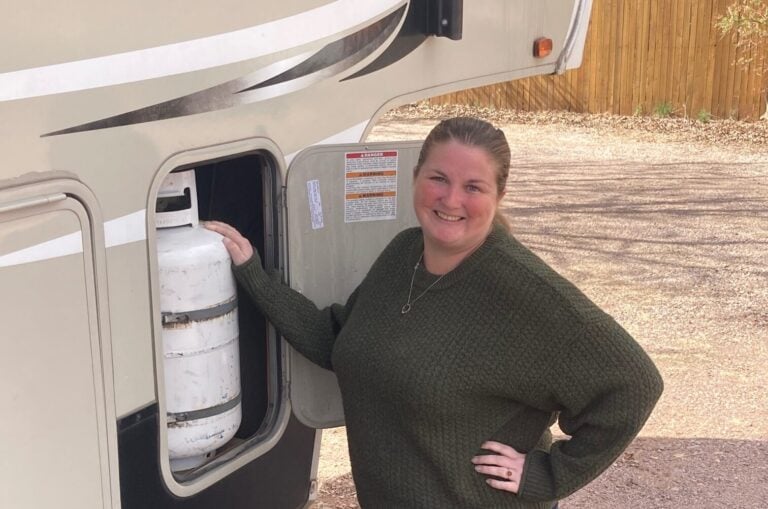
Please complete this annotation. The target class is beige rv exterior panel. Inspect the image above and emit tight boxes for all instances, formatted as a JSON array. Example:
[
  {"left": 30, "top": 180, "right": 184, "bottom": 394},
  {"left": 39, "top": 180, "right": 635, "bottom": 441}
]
[
  {"left": 1, "top": 1, "right": 330, "bottom": 72},
  {"left": 0, "top": 182, "right": 118, "bottom": 509}
]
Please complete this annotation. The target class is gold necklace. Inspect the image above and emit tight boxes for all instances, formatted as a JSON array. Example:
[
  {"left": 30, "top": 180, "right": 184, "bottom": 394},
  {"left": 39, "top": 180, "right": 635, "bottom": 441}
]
[{"left": 401, "top": 253, "right": 446, "bottom": 314}]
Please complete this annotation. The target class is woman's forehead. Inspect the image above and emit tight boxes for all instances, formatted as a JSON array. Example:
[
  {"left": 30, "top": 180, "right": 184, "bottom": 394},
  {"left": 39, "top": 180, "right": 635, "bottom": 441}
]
[{"left": 423, "top": 142, "right": 496, "bottom": 174}]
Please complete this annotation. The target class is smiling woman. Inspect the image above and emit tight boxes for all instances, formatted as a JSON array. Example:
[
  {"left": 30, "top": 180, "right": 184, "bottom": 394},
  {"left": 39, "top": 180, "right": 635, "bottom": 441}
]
[
  {"left": 412, "top": 117, "right": 510, "bottom": 275},
  {"left": 207, "top": 117, "right": 663, "bottom": 508}
]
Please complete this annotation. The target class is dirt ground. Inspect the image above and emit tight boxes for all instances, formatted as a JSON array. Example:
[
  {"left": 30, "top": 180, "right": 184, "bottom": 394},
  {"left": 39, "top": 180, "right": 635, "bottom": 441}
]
[{"left": 310, "top": 108, "right": 768, "bottom": 508}]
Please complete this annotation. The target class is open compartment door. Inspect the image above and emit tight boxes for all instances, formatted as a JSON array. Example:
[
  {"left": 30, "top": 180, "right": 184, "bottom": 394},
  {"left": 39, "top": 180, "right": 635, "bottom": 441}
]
[{"left": 285, "top": 141, "right": 422, "bottom": 428}]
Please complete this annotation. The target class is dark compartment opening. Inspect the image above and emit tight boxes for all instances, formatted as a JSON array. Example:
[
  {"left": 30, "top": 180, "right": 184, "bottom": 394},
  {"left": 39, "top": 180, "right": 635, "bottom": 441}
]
[{"left": 194, "top": 153, "right": 276, "bottom": 438}]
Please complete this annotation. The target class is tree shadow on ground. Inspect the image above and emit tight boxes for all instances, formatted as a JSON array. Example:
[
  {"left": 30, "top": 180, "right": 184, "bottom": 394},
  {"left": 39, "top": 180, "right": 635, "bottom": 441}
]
[{"left": 499, "top": 158, "right": 768, "bottom": 279}]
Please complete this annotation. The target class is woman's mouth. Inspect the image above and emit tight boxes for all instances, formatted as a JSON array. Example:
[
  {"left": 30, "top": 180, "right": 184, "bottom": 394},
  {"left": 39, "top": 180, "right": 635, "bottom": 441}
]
[{"left": 434, "top": 210, "right": 463, "bottom": 222}]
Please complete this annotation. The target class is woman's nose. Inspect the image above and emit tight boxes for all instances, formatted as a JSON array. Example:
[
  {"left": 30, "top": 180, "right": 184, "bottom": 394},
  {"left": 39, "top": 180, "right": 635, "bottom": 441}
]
[{"left": 441, "top": 184, "right": 462, "bottom": 208}]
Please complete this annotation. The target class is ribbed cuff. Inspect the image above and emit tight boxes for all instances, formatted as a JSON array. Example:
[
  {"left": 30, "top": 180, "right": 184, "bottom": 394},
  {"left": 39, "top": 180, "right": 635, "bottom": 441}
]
[
  {"left": 518, "top": 449, "right": 557, "bottom": 501},
  {"left": 232, "top": 251, "right": 266, "bottom": 282}
]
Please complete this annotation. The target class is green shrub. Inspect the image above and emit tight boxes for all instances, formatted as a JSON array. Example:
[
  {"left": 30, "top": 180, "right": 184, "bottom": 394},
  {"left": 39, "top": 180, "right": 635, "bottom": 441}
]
[
  {"left": 697, "top": 110, "right": 713, "bottom": 123},
  {"left": 654, "top": 102, "right": 673, "bottom": 118}
]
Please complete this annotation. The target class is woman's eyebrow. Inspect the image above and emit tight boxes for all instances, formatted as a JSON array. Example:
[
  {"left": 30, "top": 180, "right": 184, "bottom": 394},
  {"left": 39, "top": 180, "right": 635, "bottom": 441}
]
[
  {"left": 424, "top": 168, "right": 448, "bottom": 178},
  {"left": 465, "top": 178, "right": 490, "bottom": 185},
  {"left": 425, "top": 169, "right": 490, "bottom": 185}
]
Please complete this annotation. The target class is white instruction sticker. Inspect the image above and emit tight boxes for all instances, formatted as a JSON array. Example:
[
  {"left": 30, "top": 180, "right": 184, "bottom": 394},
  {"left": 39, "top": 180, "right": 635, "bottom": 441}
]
[
  {"left": 306, "top": 179, "right": 324, "bottom": 230},
  {"left": 344, "top": 150, "right": 398, "bottom": 223}
]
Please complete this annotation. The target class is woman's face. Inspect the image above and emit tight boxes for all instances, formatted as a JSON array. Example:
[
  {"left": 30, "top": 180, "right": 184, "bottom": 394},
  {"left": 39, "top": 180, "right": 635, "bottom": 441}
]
[{"left": 413, "top": 140, "right": 503, "bottom": 257}]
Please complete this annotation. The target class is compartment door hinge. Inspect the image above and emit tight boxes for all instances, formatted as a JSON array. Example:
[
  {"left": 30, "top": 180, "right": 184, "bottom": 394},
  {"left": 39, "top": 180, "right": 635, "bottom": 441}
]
[{"left": 0, "top": 193, "right": 66, "bottom": 214}]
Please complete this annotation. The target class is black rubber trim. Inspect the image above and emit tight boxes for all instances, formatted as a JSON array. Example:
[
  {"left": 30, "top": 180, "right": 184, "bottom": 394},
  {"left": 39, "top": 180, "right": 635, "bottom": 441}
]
[{"left": 117, "top": 405, "right": 316, "bottom": 508}]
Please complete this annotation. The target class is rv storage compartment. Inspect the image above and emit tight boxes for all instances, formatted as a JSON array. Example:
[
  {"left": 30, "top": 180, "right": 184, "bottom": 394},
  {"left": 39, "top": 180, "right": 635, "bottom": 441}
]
[{"left": 152, "top": 152, "right": 282, "bottom": 483}]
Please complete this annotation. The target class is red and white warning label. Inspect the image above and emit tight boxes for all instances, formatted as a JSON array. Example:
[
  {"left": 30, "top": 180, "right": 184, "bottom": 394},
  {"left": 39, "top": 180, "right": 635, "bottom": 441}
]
[{"left": 344, "top": 150, "right": 398, "bottom": 223}]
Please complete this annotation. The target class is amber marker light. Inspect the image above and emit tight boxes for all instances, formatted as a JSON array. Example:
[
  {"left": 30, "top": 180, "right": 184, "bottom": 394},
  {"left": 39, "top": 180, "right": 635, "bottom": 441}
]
[{"left": 533, "top": 37, "right": 553, "bottom": 58}]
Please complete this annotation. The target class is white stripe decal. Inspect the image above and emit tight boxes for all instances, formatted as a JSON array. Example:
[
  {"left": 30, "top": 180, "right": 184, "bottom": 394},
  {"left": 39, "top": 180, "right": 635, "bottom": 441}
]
[
  {"left": 0, "top": 118, "right": 372, "bottom": 268},
  {"left": 104, "top": 209, "right": 147, "bottom": 248},
  {"left": 0, "top": 231, "right": 83, "bottom": 268},
  {"left": 0, "top": 0, "right": 404, "bottom": 102},
  {"left": 0, "top": 210, "right": 147, "bottom": 268}
]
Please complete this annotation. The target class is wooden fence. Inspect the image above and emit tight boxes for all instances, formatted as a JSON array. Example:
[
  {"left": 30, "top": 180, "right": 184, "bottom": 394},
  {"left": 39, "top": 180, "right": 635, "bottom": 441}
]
[{"left": 430, "top": 0, "right": 768, "bottom": 121}]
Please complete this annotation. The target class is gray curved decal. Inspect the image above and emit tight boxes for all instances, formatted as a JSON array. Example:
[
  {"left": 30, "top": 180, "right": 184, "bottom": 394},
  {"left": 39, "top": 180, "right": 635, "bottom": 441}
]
[
  {"left": 44, "top": 6, "right": 406, "bottom": 137},
  {"left": 344, "top": 0, "right": 429, "bottom": 81}
]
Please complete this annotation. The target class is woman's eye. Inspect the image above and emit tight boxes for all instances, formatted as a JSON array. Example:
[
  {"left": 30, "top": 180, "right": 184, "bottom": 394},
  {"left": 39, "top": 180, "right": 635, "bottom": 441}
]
[
  {"left": 466, "top": 185, "right": 480, "bottom": 192},
  {"left": 429, "top": 176, "right": 446, "bottom": 183}
]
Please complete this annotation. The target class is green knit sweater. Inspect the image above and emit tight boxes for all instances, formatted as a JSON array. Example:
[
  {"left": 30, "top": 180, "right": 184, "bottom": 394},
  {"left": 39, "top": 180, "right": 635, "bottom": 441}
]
[{"left": 233, "top": 225, "right": 663, "bottom": 508}]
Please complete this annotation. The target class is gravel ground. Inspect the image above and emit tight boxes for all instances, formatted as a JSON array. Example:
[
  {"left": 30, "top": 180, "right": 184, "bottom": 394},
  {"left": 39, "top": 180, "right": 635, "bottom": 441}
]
[{"left": 311, "top": 106, "right": 768, "bottom": 508}]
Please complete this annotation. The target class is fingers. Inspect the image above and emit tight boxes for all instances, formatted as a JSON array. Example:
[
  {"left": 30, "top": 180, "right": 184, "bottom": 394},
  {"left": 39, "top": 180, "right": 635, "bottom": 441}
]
[
  {"left": 203, "top": 221, "right": 254, "bottom": 266},
  {"left": 484, "top": 476, "right": 519, "bottom": 493},
  {"left": 473, "top": 463, "right": 522, "bottom": 480},
  {"left": 205, "top": 220, "right": 242, "bottom": 242},
  {"left": 472, "top": 441, "right": 526, "bottom": 494},
  {"left": 480, "top": 441, "right": 524, "bottom": 458},
  {"left": 472, "top": 453, "right": 517, "bottom": 466},
  {"left": 473, "top": 459, "right": 522, "bottom": 493},
  {"left": 471, "top": 453, "right": 523, "bottom": 472},
  {"left": 221, "top": 237, "right": 252, "bottom": 266}
]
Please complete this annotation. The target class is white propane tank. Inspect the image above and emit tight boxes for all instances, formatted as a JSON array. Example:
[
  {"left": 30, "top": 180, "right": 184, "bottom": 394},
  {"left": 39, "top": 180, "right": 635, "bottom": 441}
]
[{"left": 155, "top": 170, "right": 242, "bottom": 472}]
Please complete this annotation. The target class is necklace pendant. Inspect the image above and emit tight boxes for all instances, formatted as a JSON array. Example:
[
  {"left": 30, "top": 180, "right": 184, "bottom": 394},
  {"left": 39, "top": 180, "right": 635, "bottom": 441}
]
[{"left": 401, "top": 303, "right": 412, "bottom": 314}]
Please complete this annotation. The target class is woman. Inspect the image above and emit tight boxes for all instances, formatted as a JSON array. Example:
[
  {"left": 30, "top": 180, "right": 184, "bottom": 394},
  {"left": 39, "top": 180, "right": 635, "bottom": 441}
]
[{"left": 206, "top": 117, "right": 663, "bottom": 508}]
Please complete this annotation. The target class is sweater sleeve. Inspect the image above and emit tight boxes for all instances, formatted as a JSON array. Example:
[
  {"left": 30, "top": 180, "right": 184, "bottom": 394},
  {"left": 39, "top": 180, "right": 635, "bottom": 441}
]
[
  {"left": 232, "top": 252, "right": 358, "bottom": 371},
  {"left": 518, "top": 317, "right": 664, "bottom": 501}
]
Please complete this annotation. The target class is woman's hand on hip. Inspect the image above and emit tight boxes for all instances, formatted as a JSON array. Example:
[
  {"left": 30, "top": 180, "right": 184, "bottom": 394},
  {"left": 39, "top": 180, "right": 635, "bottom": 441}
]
[
  {"left": 471, "top": 441, "right": 527, "bottom": 494},
  {"left": 204, "top": 221, "right": 254, "bottom": 266}
]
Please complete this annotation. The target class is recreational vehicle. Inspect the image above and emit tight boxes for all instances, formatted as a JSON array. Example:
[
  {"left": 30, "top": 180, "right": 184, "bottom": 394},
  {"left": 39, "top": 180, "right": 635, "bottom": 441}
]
[{"left": 0, "top": 1, "right": 592, "bottom": 507}]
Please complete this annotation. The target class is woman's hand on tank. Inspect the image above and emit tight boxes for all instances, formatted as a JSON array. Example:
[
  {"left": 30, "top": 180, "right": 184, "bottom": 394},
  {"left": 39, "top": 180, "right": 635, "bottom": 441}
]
[
  {"left": 471, "top": 441, "right": 527, "bottom": 494},
  {"left": 204, "top": 221, "right": 254, "bottom": 266}
]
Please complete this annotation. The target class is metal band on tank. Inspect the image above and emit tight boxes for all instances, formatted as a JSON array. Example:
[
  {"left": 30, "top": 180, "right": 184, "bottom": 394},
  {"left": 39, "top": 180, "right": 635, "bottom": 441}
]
[
  {"left": 167, "top": 393, "right": 242, "bottom": 424},
  {"left": 161, "top": 297, "right": 238, "bottom": 325}
]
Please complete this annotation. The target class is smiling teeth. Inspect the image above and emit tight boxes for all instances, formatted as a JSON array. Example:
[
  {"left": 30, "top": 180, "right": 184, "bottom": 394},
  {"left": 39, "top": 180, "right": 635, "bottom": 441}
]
[{"left": 436, "top": 211, "right": 462, "bottom": 221}]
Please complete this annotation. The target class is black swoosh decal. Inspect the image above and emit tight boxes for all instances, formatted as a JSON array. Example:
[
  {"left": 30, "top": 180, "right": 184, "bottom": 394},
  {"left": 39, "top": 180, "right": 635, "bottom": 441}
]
[
  {"left": 343, "top": 0, "right": 429, "bottom": 81},
  {"left": 239, "top": 8, "right": 405, "bottom": 93},
  {"left": 44, "top": 6, "right": 406, "bottom": 137}
]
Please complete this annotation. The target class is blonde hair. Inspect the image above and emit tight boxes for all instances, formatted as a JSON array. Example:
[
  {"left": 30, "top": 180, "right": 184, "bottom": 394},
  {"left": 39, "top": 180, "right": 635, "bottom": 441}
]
[{"left": 414, "top": 117, "right": 511, "bottom": 231}]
